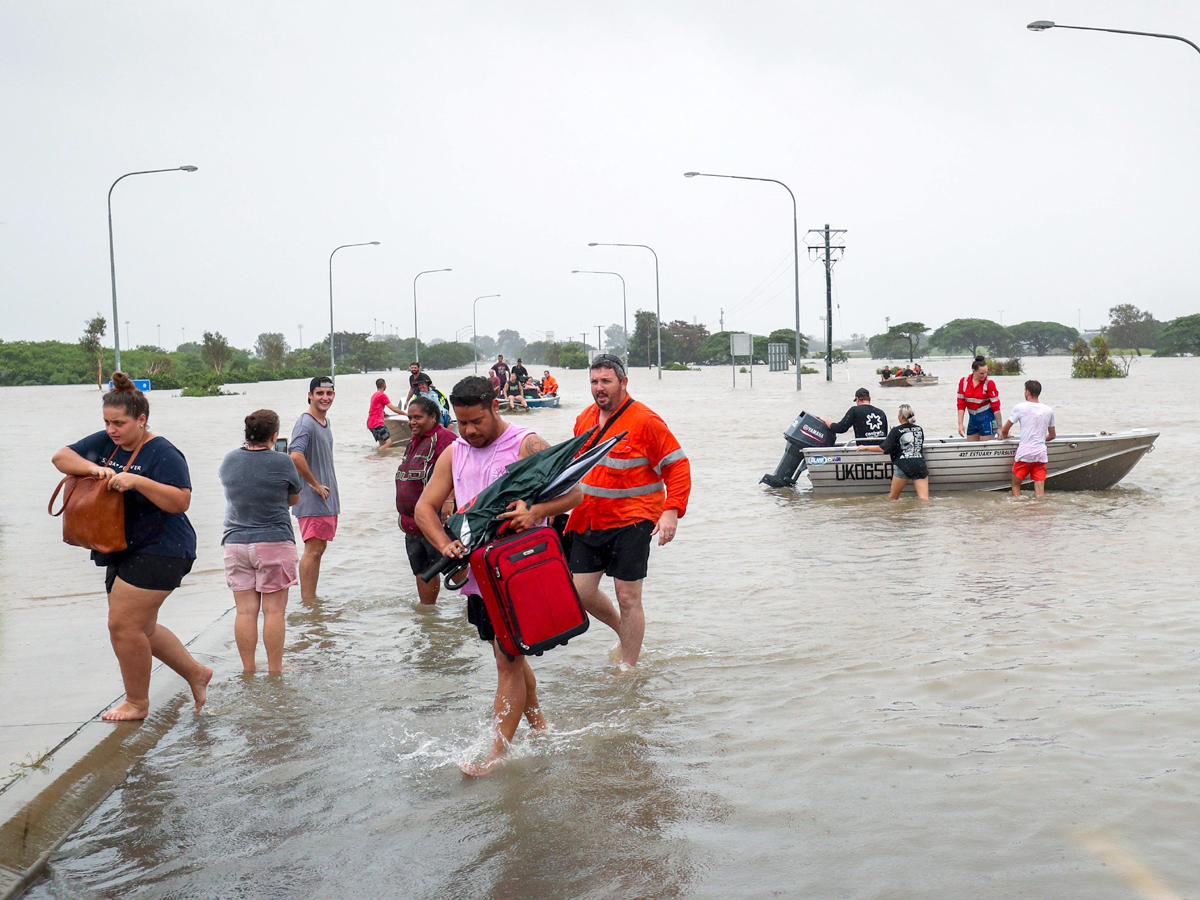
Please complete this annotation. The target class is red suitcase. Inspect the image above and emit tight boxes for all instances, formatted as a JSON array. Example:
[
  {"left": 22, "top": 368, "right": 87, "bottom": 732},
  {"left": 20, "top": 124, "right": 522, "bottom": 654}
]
[{"left": 469, "top": 526, "right": 589, "bottom": 658}]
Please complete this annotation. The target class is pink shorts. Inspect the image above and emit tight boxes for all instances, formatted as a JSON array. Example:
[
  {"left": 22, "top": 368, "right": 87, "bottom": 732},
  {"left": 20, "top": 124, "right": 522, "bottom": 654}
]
[
  {"left": 297, "top": 515, "right": 338, "bottom": 542},
  {"left": 223, "top": 541, "right": 299, "bottom": 594}
]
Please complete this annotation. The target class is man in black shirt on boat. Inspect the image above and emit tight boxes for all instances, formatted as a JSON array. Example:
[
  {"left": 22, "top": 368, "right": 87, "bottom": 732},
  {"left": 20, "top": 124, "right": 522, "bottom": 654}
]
[{"left": 822, "top": 388, "right": 888, "bottom": 445}]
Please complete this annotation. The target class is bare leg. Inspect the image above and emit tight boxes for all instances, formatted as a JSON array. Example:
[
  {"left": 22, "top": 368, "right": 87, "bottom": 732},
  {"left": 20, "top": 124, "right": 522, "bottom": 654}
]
[
  {"left": 574, "top": 570, "right": 619, "bottom": 633},
  {"left": 105, "top": 579, "right": 212, "bottom": 720},
  {"left": 914, "top": 477, "right": 930, "bottom": 500},
  {"left": 612, "top": 579, "right": 646, "bottom": 667},
  {"left": 378, "top": 437, "right": 393, "bottom": 451},
  {"left": 1033, "top": 479, "right": 1046, "bottom": 499},
  {"left": 260, "top": 589, "right": 289, "bottom": 674},
  {"left": 888, "top": 476, "right": 907, "bottom": 500},
  {"left": 233, "top": 589, "right": 262, "bottom": 673},
  {"left": 416, "top": 574, "right": 441, "bottom": 605},
  {"left": 299, "top": 537, "right": 327, "bottom": 601},
  {"left": 1011, "top": 474, "right": 1022, "bottom": 498},
  {"left": 464, "top": 643, "right": 546, "bottom": 777}
]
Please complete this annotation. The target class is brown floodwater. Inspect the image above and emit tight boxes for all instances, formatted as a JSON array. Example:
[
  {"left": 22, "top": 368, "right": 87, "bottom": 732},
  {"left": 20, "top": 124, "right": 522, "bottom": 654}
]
[{"left": 7, "top": 355, "right": 1200, "bottom": 899}]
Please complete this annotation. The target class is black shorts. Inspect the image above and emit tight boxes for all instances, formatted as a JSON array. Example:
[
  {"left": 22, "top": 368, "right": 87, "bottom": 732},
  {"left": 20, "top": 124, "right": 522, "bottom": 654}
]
[
  {"left": 405, "top": 533, "right": 439, "bottom": 577},
  {"left": 369, "top": 424, "right": 391, "bottom": 443},
  {"left": 895, "top": 458, "right": 929, "bottom": 480},
  {"left": 105, "top": 553, "right": 194, "bottom": 595},
  {"left": 466, "top": 594, "right": 495, "bottom": 642},
  {"left": 568, "top": 519, "right": 654, "bottom": 582}
]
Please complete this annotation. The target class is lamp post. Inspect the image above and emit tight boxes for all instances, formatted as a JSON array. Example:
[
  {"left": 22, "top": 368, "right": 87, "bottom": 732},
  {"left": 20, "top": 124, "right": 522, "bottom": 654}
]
[
  {"left": 125, "top": 321, "right": 131, "bottom": 351},
  {"left": 1027, "top": 20, "right": 1200, "bottom": 56},
  {"left": 107, "top": 165, "right": 198, "bottom": 371},
  {"left": 328, "top": 241, "right": 380, "bottom": 378},
  {"left": 572, "top": 269, "right": 627, "bottom": 362},
  {"left": 473, "top": 294, "right": 501, "bottom": 373},
  {"left": 413, "top": 268, "right": 452, "bottom": 366},
  {"left": 685, "top": 170, "right": 803, "bottom": 390},
  {"left": 588, "top": 243, "right": 661, "bottom": 379}
]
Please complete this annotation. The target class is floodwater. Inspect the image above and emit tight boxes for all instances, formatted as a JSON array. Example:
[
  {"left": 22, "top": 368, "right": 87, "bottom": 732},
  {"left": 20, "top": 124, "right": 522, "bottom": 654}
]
[{"left": 9, "top": 355, "right": 1200, "bottom": 899}]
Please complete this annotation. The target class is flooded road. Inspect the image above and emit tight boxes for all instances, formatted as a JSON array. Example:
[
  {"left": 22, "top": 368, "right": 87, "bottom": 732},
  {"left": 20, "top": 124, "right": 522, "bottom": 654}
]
[{"left": 8, "top": 355, "right": 1200, "bottom": 898}]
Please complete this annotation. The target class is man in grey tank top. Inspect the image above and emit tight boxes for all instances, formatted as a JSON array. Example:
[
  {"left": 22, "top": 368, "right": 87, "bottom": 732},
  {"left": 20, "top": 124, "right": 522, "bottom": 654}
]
[{"left": 290, "top": 376, "right": 341, "bottom": 600}]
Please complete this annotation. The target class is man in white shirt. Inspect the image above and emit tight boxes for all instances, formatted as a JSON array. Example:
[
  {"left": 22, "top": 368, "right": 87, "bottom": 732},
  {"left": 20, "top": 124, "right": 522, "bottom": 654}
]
[{"left": 1000, "top": 380, "right": 1057, "bottom": 499}]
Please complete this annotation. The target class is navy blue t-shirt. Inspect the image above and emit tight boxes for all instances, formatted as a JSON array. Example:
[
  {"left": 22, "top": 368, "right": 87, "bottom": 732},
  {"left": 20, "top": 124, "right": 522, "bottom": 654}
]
[{"left": 67, "top": 431, "right": 197, "bottom": 563}]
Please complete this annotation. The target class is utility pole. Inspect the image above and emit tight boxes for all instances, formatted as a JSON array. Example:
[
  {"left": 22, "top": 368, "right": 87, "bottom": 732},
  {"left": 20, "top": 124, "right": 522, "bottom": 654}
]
[
  {"left": 596, "top": 325, "right": 603, "bottom": 352},
  {"left": 157, "top": 324, "right": 161, "bottom": 349},
  {"left": 720, "top": 307, "right": 724, "bottom": 332},
  {"left": 298, "top": 324, "right": 303, "bottom": 348},
  {"left": 806, "top": 224, "right": 846, "bottom": 382}
]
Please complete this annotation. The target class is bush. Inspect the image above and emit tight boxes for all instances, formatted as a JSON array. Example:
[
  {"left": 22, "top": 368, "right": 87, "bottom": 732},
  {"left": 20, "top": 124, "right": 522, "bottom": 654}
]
[
  {"left": 985, "top": 357, "right": 1023, "bottom": 375},
  {"left": 559, "top": 350, "right": 588, "bottom": 369},
  {"left": 180, "top": 374, "right": 236, "bottom": 397},
  {"left": 1071, "top": 336, "right": 1129, "bottom": 378}
]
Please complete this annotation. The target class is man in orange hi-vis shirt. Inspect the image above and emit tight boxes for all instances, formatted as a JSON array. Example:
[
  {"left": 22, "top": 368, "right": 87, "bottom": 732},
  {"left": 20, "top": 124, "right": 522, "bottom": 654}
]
[{"left": 566, "top": 354, "right": 690, "bottom": 668}]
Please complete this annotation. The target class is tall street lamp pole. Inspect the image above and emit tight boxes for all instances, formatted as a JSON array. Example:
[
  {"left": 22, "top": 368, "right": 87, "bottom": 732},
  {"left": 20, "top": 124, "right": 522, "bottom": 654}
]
[
  {"left": 473, "top": 294, "right": 500, "bottom": 373},
  {"left": 685, "top": 171, "right": 803, "bottom": 390},
  {"left": 413, "top": 268, "right": 452, "bottom": 366},
  {"left": 328, "top": 241, "right": 380, "bottom": 378},
  {"left": 1027, "top": 20, "right": 1200, "bottom": 56},
  {"left": 572, "top": 269, "right": 627, "bottom": 362},
  {"left": 107, "top": 165, "right": 198, "bottom": 371},
  {"left": 588, "top": 243, "right": 661, "bottom": 379}
]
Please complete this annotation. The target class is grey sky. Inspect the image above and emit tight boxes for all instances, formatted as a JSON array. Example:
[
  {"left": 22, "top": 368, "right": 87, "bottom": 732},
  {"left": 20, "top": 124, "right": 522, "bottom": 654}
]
[{"left": 3, "top": 1, "right": 1198, "bottom": 351}]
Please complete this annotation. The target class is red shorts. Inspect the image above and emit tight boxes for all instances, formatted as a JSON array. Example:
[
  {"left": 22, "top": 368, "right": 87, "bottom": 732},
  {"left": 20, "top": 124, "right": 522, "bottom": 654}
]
[
  {"left": 297, "top": 515, "right": 338, "bottom": 542},
  {"left": 1012, "top": 460, "right": 1047, "bottom": 482}
]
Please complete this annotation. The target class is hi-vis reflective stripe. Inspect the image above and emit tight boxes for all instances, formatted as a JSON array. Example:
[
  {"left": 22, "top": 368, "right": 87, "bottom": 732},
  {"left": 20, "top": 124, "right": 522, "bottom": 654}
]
[
  {"left": 582, "top": 481, "right": 665, "bottom": 499},
  {"left": 654, "top": 448, "right": 688, "bottom": 473},
  {"left": 600, "top": 455, "right": 650, "bottom": 470}
]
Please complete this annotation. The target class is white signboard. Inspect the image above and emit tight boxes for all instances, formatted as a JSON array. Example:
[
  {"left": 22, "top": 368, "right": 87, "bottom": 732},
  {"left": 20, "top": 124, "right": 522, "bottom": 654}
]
[{"left": 730, "top": 333, "right": 753, "bottom": 356}]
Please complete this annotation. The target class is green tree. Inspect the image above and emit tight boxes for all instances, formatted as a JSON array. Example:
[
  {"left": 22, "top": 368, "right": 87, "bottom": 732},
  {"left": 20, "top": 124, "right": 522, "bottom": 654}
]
[
  {"left": 628, "top": 310, "right": 662, "bottom": 368},
  {"left": 1155, "top": 314, "right": 1200, "bottom": 356},
  {"left": 928, "top": 318, "right": 1011, "bottom": 356},
  {"left": 887, "top": 322, "right": 929, "bottom": 362},
  {"left": 1106, "top": 304, "right": 1161, "bottom": 354},
  {"left": 79, "top": 314, "right": 107, "bottom": 387},
  {"left": 768, "top": 328, "right": 808, "bottom": 362},
  {"left": 254, "top": 332, "right": 289, "bottom": 370},
  {"left": 664, "top": 320, "right": 709, "bottom": 364},
  {"left": 201, "top": 331, "right": 231, "bottom": 375},
  {"left": 420, "top": 341, "right": 475, "bottom": 369},
  {"left": 604, "top": 324, "right": 627, "bottom": 355},
  {"left": 496, "top": 329, "right": 526, "bottom": 359},
  {"left": 1008, "top": 321, "right": 1079, "bottom": 356},
  {"left": 1071, "top": 335, "right": 1128, "bottom": 378}
]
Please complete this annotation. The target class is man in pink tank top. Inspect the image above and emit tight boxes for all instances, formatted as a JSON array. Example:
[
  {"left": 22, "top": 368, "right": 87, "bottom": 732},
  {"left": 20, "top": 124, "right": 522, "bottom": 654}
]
[{"left": 415, "top": 375, "right": 582, "bottom": 776}]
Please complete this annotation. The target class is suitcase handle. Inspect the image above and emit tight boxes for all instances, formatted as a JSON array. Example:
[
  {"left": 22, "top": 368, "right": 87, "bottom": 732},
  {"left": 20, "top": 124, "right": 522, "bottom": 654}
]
[{"left": 419, "top": 553, "right": 467, "bottom": 584}]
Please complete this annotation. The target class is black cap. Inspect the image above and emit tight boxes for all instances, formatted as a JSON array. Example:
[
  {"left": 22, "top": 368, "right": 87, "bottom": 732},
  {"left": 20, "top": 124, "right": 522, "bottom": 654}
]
[
  {"left": 854, "top": 388, "right": 871, "bottom": 400},
  {"left": 310, "top": 375, "right": 334, "bottom": 391}
]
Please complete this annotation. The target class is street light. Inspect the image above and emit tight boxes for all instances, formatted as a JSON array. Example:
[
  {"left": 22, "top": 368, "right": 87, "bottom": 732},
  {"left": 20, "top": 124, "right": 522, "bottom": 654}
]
[
  {"left": 472, "top": 294, "right": 501, "bottom": 373},
  {"left": 572, "top": 269, "right": 627, "bottom": 362},
  {"left": 328, "top": 241, "right": 380, "bottom": 378},
  {"left": 685, "top": 171, "right": 803, "bottom": 390},
  {"left": 412, "top": 267, "right": 451, "bottom": 367},
  {"left": 588, "top": 243, "right": 661, "bottom": 379},
  {"left": 1027, "top": 20, "right": 1200, "bottom": 56},
  {"left": 107, "top": 165, "right": 198, "bottom": 371}
]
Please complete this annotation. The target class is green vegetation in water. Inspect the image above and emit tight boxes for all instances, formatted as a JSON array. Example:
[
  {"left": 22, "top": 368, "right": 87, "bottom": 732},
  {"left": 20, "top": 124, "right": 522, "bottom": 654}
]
[
  {"left": 1071, "top": 336, "right": 1130, "bottom": 378},
  {"left": 985, "top": 357, "right": 1023, "bottom": 376},
  {"left": 800, "top": 365, "right": 818, "bottom": 374},
  {"left": 180, "top": 375, "right": 239, "bottom": 397},
  {"left": 664, "top": 362, "right": 695, "bottom": 371}
]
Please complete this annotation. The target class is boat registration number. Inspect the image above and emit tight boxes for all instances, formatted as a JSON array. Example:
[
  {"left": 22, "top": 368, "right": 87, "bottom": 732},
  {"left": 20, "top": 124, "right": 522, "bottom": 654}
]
[{"left": 834, "top": 461, "right": 893, "bottom": 481}]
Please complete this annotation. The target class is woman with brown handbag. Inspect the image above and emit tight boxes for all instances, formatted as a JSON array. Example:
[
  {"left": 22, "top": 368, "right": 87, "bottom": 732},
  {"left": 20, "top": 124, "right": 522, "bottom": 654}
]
[{"left": 51, "top": 372, "right": 212, "bottom": 721}]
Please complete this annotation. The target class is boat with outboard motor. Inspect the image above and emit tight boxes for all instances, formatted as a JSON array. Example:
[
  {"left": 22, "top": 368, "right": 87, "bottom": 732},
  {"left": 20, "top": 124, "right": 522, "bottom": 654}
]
[
  {"left": 500, "top": 395, "right": 560, "bottom": 412},
  {"left": 879, "top": 375, "right": 939, "bottom": 387},
  {"left": 761, "top": 410, "right": 1157, "bottom": 494}
]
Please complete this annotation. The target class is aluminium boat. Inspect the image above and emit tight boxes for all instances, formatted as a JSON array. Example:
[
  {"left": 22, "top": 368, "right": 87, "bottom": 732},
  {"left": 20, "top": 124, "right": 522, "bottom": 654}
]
[
  {"left": 801, "top": 430, "right": 1158, "bottom": 494},
  {"left": 879, "top": 375, "right": 939, "bottom": 387}
]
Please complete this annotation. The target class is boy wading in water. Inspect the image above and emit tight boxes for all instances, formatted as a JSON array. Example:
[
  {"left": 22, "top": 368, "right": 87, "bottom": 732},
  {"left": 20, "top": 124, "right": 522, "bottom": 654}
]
[{"left": 415, "top": 376, "right": 582, "bottom": 776}]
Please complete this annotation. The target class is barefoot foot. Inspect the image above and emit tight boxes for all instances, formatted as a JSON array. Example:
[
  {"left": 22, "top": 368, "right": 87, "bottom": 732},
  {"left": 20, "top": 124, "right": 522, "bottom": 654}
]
[
  {"left": 101, "top": 700, "right": 149, "bottom": 722},
  {"left": 191, "top": 665, "right": 214, "bottom": 713}
]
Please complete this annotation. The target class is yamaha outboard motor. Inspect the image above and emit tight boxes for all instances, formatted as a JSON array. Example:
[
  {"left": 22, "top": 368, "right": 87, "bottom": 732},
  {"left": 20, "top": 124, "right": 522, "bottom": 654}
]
[{"left": 760, "top": 411, "right": 836, "bottom": 487}]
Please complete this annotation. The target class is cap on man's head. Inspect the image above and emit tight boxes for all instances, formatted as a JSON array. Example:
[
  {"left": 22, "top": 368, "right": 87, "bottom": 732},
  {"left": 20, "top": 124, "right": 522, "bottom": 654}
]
[
  {"left": 517, "top": 357, "right": 522, "bottom": 362},
  {"left": 854, "top": 388, "right": 871, "bottom": 400},
  {"left": 310, "top": 375, "right": 334, "bottom": 392}
]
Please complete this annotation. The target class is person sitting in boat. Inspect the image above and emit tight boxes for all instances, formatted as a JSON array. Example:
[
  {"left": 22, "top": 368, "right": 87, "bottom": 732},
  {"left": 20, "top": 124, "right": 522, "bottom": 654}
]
[
  {"left": 821, "top": 388, "right": 888, "bottom": 446},
  {"left": 540, "top": 370, "right": 559, "bottom": 396},
  {"left": 912, "top": 363, "right": 924, "bottom": 376},
  {"left": 522, "top": 380, "right": 541, "bottom": 399},
  {"left": 860, "top": 403, "right": 929, "bottom": 500},
  {"left": 414, "top": 376, "right": 452, "bottom": 426},
  {"left": 502, "top": 372, "right": 529, "bottom": 410},
  {"left": 900, "top": 366, "right": 915, "bottom": 377},
  {"left": 880, "top": 366, "right": 892, "bottom": 380},
  {"left": 957, "top": 355, "right": 1001, "bottom": 441},
  {"left": 487, "top": 371, "right": 502, "bottom": 394}
]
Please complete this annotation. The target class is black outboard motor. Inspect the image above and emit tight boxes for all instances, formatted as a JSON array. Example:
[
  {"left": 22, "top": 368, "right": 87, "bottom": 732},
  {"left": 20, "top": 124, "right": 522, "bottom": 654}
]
[{"left": 760, "top": 411, "right": 836, "bottom": 487}]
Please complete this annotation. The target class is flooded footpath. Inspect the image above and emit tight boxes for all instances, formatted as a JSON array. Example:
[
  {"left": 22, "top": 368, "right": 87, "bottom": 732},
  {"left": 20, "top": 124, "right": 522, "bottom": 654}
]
[{"left": 4, "top": 356, "right": 1199, "bottom": 899}]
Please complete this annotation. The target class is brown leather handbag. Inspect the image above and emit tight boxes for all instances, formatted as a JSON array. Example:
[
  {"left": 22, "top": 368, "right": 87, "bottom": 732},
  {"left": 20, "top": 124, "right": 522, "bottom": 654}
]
[{"left": 48, "top": 437, "right": 148, "bottom": 554}]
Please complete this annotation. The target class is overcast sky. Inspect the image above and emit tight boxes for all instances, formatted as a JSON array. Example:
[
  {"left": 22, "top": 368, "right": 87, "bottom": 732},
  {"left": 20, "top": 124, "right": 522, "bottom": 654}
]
[{"left": 3, "top": 1, "right": 1199, "bottom": 352}]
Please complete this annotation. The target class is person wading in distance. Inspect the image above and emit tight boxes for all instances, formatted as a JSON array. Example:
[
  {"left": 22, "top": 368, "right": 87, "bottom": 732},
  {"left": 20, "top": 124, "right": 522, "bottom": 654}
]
[
  {"left": 414, "top": 375, "right": 583, "bottom": 776},
  {"left": 566, "top": 354, "right": 691, "bottom": 669}
]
